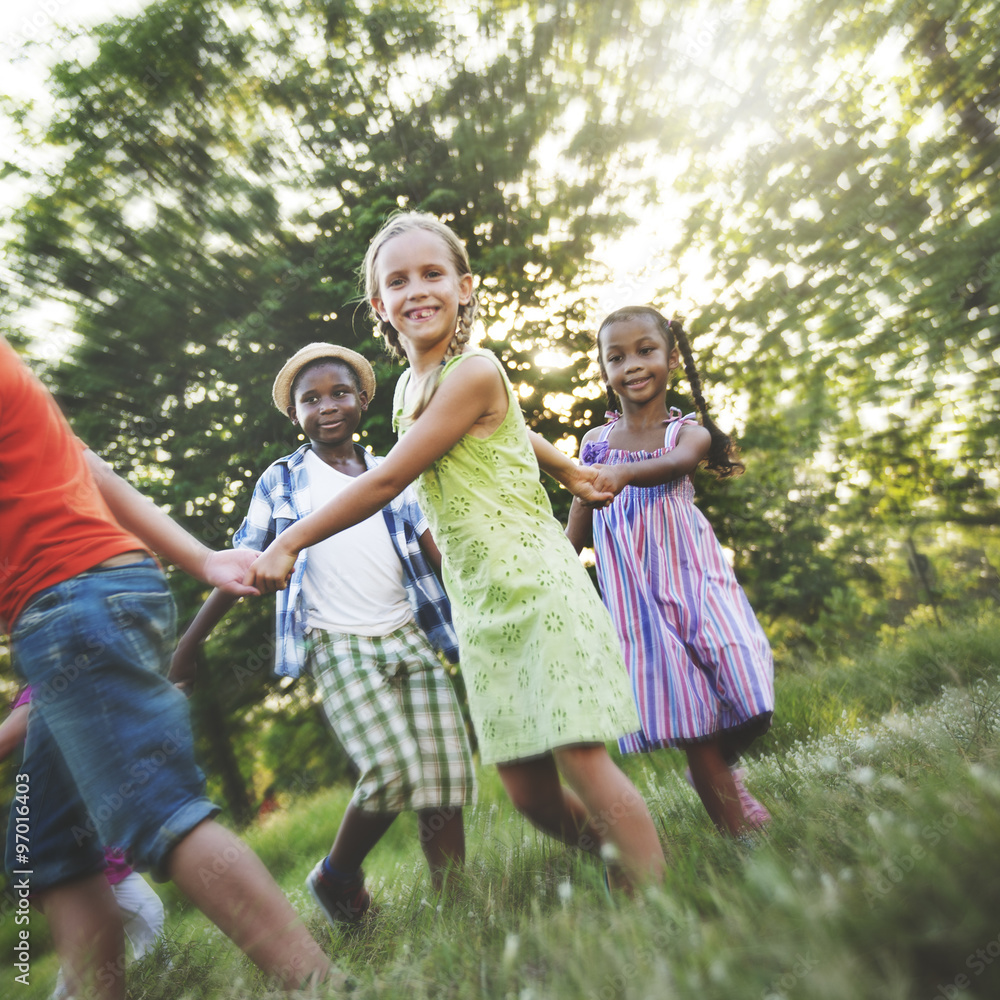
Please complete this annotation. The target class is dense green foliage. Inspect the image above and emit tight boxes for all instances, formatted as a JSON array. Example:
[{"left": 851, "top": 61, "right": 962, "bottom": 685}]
[{"left": 4, "top": 614, "right": 1000, "bottom": 998}]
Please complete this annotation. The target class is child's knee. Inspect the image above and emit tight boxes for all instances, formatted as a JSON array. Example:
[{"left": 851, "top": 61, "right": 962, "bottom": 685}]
[
  {"left": 416, "top": 806, "right": 462, "bottom": 840},
  {"left": 506, "top": 785, "right": 555, "bottom": 822}
]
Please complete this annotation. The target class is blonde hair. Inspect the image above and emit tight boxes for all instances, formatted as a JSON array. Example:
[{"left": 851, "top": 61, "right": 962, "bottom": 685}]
[{"left": 362, "top": 211, "right": 478, "bottom": 418}]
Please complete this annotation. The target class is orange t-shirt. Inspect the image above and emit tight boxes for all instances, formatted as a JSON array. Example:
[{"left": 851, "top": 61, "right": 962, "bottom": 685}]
[{"left": 0, "top": 339, "right": 147, "bottom": 628}]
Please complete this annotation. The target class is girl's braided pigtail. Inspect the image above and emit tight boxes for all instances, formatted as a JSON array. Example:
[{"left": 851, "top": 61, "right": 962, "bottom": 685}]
[
  {"left": 670, "top": 319, "right": 744, "bottom": 479},
  {"left": 379, "top": 316, "right": 403, "bottom": 360},
  {"left": 604, "top": 383, "right": 620, "bottom": 415}
]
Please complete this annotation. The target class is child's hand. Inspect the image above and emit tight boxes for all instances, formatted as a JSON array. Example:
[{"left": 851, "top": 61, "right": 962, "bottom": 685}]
[
  {"left": 566, "top": 463, "right": 615, "bottom": 507},
  {"left": 246, "top": 541, "right": 297, "bottom": 594},
  {"left": 168, "top": 642, "right": 199, "bottom": 697},
  {"left": 204, "top": 549, "right": 262, "bottom": 597},
  {"left": 580, "top": 463, "right": 628, "bottom": 506}
]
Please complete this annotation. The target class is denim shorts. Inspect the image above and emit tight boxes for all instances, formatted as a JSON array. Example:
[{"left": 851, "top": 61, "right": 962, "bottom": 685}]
[{"left": 5, "top": 559, "right": 219, "bottom": 888}]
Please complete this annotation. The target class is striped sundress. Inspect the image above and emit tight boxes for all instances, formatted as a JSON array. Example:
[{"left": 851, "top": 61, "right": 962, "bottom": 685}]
[{"left": 581, "top": 409, "right": 774, "bottom": 763}]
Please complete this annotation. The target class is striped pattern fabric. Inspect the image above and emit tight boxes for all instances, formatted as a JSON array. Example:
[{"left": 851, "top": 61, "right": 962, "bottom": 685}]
[
  {"left": 583, "top": 412, "right": 774, "bottom": 762},
  {"left": 306, "top": 621, "right": 476, "bottom": 812}
]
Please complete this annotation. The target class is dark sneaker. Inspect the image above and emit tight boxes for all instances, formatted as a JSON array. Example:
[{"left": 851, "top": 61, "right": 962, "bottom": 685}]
[{"left": 306, "top": 861, "right": 374, "bottom": 927}]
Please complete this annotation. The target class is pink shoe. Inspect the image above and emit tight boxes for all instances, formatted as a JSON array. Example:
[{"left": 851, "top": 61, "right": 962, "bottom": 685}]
[{"left": 731, "top": 768, "right": 771, "bottom": 829}]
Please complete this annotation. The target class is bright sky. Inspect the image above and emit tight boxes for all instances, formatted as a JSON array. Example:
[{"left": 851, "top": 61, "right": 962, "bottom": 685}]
[{"left": 1, "top": 0, "right": 146, "bottom": 93}]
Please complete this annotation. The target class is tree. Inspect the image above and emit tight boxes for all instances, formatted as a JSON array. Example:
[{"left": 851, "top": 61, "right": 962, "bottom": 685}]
[{"left": 665, "top": 0, "right": 998, "bottom": 530}]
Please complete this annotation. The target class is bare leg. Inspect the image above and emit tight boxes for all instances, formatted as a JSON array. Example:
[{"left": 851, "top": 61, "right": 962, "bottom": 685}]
[
  {"left": 554, "top": 744, "right": 667, "bottom": 889},
  {"left": 327, "top": 803, "right": 397, "bottom": 872},
  {"left": 685, "top": 739, "right": 745, "bottom": 836},
  {"left": 417, "top": 807, "right": 465, "bottom": 891},
  {"left": 167, "top": 820, "right": 335, "bottom": 991},
  {"left": 36, "top": 873, "right": 126, "bottom": 1000},
  {"left": 497, "top": 754, "right": 604, "bottom": 856}
]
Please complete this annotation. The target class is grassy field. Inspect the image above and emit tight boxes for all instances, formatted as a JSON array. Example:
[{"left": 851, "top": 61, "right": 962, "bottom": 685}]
[{"left": 8, "top": 610, "right": 1000, "bottom": 999}]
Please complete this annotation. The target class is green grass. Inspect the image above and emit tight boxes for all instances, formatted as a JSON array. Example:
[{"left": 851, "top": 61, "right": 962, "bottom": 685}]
[{"left": 8, "top": 612, "right": 1000, "bottom": 999}]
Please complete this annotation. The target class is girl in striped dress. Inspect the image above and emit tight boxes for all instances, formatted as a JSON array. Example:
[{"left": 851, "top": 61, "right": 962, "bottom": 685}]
[{"left": 567, "top": 306, "right": 774, "bottom": 837}]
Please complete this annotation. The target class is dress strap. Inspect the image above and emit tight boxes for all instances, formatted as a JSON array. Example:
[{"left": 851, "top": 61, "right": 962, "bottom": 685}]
[
  {"left": 664, "top": 407, "right": 698, "bottom": 449},
  {"left": 598, "top": 411, "right": 619, "bottom": 442}
]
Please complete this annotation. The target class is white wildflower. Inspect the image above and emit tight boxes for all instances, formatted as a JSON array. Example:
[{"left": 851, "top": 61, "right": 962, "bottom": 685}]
[
  {"left": 878, "top": 775, "right": 906, "bottom": 794},
  {"left": 502, "top": 932, "right": 520, "bottom": 968}
]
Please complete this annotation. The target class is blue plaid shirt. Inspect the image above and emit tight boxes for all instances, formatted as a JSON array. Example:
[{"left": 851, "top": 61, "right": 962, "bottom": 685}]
[{"left": 233, "top": 444, "right": 459, "bottom": 678}]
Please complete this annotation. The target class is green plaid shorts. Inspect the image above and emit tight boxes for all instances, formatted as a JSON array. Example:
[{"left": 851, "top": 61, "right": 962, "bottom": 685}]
[{"left": 305, "top": 620, "right": 476, "bottom": 813}]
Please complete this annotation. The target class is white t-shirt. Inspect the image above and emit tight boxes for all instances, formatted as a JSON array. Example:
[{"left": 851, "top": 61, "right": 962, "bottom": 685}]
[{"left": 301, "top": 449, "right": 413, "bottom": 636}]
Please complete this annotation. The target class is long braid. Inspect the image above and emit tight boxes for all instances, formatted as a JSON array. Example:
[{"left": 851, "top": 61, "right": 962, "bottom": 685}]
[
  {"left": 379, "top": 316, "right": 403, "bottom": 360},
  {"left": 605, "top": 382, "right": 620, "bottom": 415},
  {"left": 669, "top": 319, "right": 744, "bottom": 478}
]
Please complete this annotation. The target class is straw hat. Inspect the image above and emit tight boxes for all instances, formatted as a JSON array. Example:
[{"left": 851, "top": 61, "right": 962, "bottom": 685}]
[{"left": 272, "top": 343, "right": 376, "bottom": 413}]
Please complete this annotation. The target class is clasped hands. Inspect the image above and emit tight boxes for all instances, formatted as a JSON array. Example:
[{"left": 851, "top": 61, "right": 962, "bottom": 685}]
[{"left": 569, "top": 462, "right": 626, "bottom": 508}]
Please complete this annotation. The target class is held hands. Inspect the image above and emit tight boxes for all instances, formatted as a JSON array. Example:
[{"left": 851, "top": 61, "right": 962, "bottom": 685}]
[
  {"left": 203, "top": 549, "right": 262, "bottom": 597},
  {"left": 580, "top": 463, "right": 630, "bottom": 507},
  {"left": 565, "top": 462, "right": 617, "bottom": 508},
  {"left": 245, "top": 540, "right": 297, "bottom": 594}
]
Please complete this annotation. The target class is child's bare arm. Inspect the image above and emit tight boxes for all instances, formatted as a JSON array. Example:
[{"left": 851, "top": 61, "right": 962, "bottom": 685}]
[
  {"left": 83, "top": 449, "right": 259, "bottom": 596},
  {"left": 418, "top": 529, "right": 444, "bottom": 576},
  {"left": 169, "top": 588, "right": 242, "bottom": 693},
  {"left": 565, "top": 499, "right": 594, "bottom": 554},
  {"left": 594, "top": 424, "right": 711, "bottom": 492},
  {"left": 527, "top": 430, "right": 614, "bottom": 505},
  {"left": 0, "top": 703, "right": 29, "bottom": 762}
]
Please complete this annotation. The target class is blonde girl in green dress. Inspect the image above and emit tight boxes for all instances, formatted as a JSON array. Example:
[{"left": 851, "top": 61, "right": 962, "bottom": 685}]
[{"left": 249, "top": 212, "right": 666, "bottom": 890}]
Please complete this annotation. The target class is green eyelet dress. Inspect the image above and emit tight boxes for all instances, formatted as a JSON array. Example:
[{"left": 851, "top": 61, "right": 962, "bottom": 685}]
[{"left": 393, "top": 349, "right": 639, "bottom": 765}]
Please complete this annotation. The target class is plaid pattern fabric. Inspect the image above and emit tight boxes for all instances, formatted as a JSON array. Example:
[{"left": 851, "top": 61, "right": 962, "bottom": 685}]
[
  {"left": 306, "top": 621, "right": 476, "bottom": 812},
  {"left": 234, "top": 444, "right": 459, "bottom": 677}
]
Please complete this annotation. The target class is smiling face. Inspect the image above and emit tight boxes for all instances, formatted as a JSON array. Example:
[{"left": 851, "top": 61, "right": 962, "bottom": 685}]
[
  {"left": 370, "top": 228, "right": 474, "bottom": 363},
  {"left": 288, "top": 361, "right": 368, "bottom": 448},
  {"left": 598, "top": 315, "right": 680, "bottom": 409}
]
